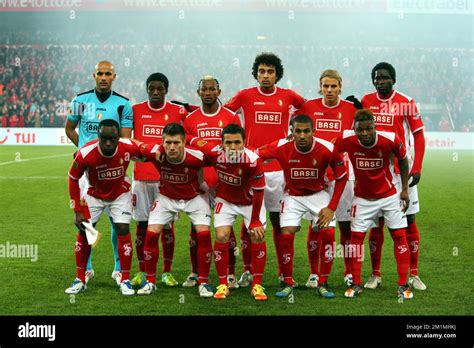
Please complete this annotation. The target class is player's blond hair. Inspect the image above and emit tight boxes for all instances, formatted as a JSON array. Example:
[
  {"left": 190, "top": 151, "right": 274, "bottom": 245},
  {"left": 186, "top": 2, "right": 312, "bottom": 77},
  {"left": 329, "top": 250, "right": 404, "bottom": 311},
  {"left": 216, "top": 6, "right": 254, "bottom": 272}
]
[{"left": 318, "top": 69, "right": 342, "bottom": 95}]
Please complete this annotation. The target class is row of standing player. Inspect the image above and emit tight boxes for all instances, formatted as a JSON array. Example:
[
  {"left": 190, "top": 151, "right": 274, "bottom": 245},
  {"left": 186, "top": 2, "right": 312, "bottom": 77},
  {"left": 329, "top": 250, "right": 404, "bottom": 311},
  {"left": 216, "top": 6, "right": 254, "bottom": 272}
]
[{"left": 64, "top": 52, "right": 426, "bottom": 299}]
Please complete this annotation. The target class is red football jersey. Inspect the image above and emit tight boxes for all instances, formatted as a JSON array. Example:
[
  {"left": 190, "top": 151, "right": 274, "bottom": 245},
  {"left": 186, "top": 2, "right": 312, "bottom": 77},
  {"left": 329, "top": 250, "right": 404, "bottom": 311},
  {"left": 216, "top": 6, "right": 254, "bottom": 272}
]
[
  {"left": 191, "top": 140, "right": 266, "bottom": 205},
  {"left": 258, "top": 137, "right": 346, "bottom": 196},
  {"left": 69, "top": 138, "right": 141, "bottom": 204},
  {"left": 297, "top": 97, "right": 357, "bottom": 180},
  {"left": 146, "top": 145, "right": 207, "bottom": 201},
  {"left": 184, "top": 105, "right": 241, "bottom": 145},
  {"left": 337, "top": 130, "right": 407, "bottom": 199},
  {"left": 225, "top": 86, "right": 305, "bottom": 171},
  {"left": 361, "top": 90, "right": 424, "bottom": 167},
  {"left": 132, "top": 100, "right": 187, "bottom": 181}
]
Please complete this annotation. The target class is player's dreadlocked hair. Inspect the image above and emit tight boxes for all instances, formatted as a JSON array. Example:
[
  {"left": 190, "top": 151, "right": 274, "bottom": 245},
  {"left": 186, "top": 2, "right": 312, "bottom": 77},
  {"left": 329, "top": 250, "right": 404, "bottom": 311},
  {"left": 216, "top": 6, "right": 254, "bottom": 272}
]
[
  {"left": 371, "top": 62, "right": 396, "bottom": 84},
  {"left": 252, "top": 52, "right": 284, "bottom": 83},
  {"left": 98, "top": 118, "right": 120, "bottom": 133},
  {"left": 222, "top": 123, "right": 245, "bottom": 142},
  {"left": 146, "top": 72, "right": 169, "bottom": 91},
  {"left": 162, "top": 123, "right": 185, "bottom": 139},
  {"left": 292, "top": 114, "right": 313, "bottom": 129},
  {"left": 197, "top": 75, "right": 220, "bottom": 90},
  {"left": 354, "top": 109, "right": 375, "bottom": 123},
  {"left": 319, "top": 69, "right": 342, "bottom": 95}
]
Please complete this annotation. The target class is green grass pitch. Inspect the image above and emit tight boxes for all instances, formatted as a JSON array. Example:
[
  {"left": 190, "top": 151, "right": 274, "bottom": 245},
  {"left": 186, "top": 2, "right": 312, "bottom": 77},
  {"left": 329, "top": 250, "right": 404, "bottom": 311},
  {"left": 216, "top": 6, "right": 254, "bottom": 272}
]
[{"left": 0, "top": 146, "right": 472, "bottom": 315}]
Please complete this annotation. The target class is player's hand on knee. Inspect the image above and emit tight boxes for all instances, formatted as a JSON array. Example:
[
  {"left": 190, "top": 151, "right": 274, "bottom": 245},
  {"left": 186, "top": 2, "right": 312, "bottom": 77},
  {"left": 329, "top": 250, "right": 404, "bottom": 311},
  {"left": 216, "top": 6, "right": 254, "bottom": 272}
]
[
  {"left": 249, "top": 223, "right": 265, "bottom": 241},
  {"left": 317, "top": 208, "right": 334, "bottom": 229},
  {"left": 74, "top": 211, "right": 88, "bottom": 232}
]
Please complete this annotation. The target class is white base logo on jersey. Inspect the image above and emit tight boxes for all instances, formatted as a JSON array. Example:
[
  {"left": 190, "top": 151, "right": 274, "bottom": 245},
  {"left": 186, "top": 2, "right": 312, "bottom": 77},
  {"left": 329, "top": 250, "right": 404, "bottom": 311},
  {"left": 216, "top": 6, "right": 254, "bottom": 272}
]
[
  {"left": 162, "top": 172, "right": 189, "bottom": 183},
  {"left": 290, "top": 168, "right": 318, "bottom": 179},
  {"left": 217, "top": 170, "right": 242, "bottom": 186},
  {"left": 316, "top": 119, "right": 341, "bottom": 132},
  {"left": 98, "top": 166, "right": 124, "bottom": 180},
  {"left": 356, "top": 158, "right": 383, "bottom": 170},
  {"left": 255, "top": 111, "right": 282, "bottom": 124},
  {"left": 373, "top": 113, "right": 394, "bottom": 126},
  {"left": 143, "top": 125, "right": 164, "bottom": 137},
  {"left": 198, "top": 128, "right": 222, "bottom": 140}
]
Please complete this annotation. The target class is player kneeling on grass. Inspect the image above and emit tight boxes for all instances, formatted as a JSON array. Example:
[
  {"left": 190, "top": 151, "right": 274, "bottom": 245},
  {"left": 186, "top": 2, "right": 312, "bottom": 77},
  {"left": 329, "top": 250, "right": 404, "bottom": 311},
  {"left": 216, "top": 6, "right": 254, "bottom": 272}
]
[
  {"left": 257, "top": 114, "right": 348, "bottom": 299},
  {"left": 137, "top": 123, "right": 214, "bottom": 298},
  {"left": 336, "top": 109, "right": 413, "bottom": 300},
  {"left": 65, "top": 119, "right": 156, "bottom": 296},
  {"left": 189, "top": 124, "right": 268, "bottom": 300}
]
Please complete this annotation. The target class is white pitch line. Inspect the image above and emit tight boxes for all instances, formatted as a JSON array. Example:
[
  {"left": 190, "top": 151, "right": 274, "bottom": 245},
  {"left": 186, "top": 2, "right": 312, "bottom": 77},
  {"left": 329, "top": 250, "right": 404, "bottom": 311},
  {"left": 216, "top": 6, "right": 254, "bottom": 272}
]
[
  {"left": 0, "top": 153, "right": 71, "bottom": 166},
  {"left": 0, "top": 176, "right": 67, "bottom": 180}
]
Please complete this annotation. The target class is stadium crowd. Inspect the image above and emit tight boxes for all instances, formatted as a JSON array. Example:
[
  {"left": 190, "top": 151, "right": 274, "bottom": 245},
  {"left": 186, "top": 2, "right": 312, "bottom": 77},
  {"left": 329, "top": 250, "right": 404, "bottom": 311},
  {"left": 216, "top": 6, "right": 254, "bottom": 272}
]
[{"left": 0, "top": 35, "right": 472, "bottom": 131}]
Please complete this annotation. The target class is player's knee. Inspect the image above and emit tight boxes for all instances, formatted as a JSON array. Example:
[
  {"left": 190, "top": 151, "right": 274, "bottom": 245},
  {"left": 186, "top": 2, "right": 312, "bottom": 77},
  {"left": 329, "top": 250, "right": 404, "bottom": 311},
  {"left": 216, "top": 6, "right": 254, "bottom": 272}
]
[
  {"left": 406, "top": 214, "right": 416, "bottom": 225},
  {"left": 114, "top": 223, "right": 129, "bottom": 235},
  {"left": 137, "top": 221, "right": 148, "bottom": 229},
  {"left": 215, "top": 231, "right": 230, "bottom": 243}
]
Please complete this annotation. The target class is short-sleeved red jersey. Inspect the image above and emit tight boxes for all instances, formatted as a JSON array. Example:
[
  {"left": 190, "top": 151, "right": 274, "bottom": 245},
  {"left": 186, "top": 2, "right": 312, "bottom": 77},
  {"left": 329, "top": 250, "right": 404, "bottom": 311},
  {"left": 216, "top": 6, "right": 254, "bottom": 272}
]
[
  {"left": 132, "top": 100, "right": 187, "bottom": 181},
  {"left": 337, "top": 130, "right": 407, "bottom": 199},
  {"left": 258, "top": 137, "right": 346, "bottom": 196},
  {"left": 225, "top": 86, "right": 305, "bottom": 171}
]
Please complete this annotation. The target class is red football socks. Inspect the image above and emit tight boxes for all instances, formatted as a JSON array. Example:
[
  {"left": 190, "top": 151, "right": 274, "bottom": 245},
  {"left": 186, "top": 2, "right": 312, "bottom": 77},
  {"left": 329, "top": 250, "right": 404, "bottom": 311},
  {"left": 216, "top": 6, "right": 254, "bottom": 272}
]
[
  {"left": 161, "top": 226, "right": 175, "bottom": 273},
  {"left": 368, "top": 221, "right": 385, "bottom": 277},
  {"left": 319, "top": 228, "right": 335, "bottom": 284},
  {"left": 117, "top": 234, "right": 133, "bottom": 281},
  {"left": 350, "top": 231, "right": 366, "bottom": 285},
  {"left": 390, "top": 228, "right": 410, "bottom": 286},
  {"left": 189, "top": 227, "right": 198, "bottom": 274},
  {"left": 135, "top": 224, "right": 147, "bottom": 273},
  {"left": 228, "top": 229, "right": 236, "bottom": 275},
  {"left": 406, "top": 222, "right": 420, "bottom": 276},
  {"left": 307, "top": 226, "right": 322, "bottom": 275},
  {"left": 251, "top": 241, "right": 267, "bottom": 286},
  {"left": 214, "top": 241, "right": 229, "bottom": 285},
  {"left": 279, "top": 233, "right": 295, "bottom": 286},
  {"left": 339, "top": 222, "right": 352, "bottom": 276},
  {"left": 75, "top": 233, "right": 91, "bottom": 283},
  {"left": 143, "top": 231, "right": 159, "bottom": 283},
  {"left": 196, "top": 230, "right": 212, "bottom": 284}
]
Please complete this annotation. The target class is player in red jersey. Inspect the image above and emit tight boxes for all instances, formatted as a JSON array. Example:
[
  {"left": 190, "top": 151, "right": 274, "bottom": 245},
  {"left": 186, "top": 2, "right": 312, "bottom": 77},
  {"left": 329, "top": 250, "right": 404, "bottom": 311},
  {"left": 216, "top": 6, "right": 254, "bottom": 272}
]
[
  {"left": 257, "top": 115, "right": 347, "bottom": 298},
  {"left": 131, "top": 73, "right": 188, "bottom": 288},
  {"left": 225, "top": 52, "right": 305, "bottom": 287},
  {"left": 183, "top": 76, "right": 242, "bottom": 289},
  {"left": 297, "top": 69, "right": 357, "bottom": 289},
  {"left": 361, "top": 62, "right": 427, "bottom": 291},
  {"left": 337, "top": 109, "right": 413, "bottom": 300},
  {"left": 189, "top": 124, "right": 268, "bottom": 300},
  {"left": 136, "top": 123, "right": 215, "bottom": 298},
  {"left": 65, "top": 119, "right": 154, "bottom": 296}
]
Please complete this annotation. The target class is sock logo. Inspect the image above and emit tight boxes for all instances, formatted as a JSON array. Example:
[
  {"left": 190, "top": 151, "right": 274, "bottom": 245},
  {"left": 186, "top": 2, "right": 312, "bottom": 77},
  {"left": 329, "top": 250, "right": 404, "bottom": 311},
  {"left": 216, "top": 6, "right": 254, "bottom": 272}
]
[
  {"left": 241, "top": 240, "right": 248, "bottom": 250},
  {"left": 229, "top": 239, "right": 236, "bottom": 248},
  {"left": 256, "top": 251, "right": 266, "bottom": 259},
  {"left": 214, "top": 250, "right": 222, "bottom": 261},
  {"left": 369, "top": 241, "right": 377, "bottom": 253},
  {"left": 189, "top": 239, "right": 196, "bottom": 248},
  {"left": 410, "top": 241, "right": 419, "bottom": 253},
  {"left": 144, "top": 250, "right": 152, "bottom": 261},
  {"left": 282, "top": 253, "right": 291, "bottom": 264},
  {"left": 123, "top": 243, "right": 132, "bottom": 256},
  {"left": 324, "top": 248, "right": 334, "bottom": 262},
  {"left": 205, "top": 252, "right": 212, "bottom": 264},
  {"left": 398, "top": 245, "right": 408, "bottom": 254},
  {"left": 309, "top": 240, "right": 318, "bottom": 251},
  {"left": 136, "top": 237, "right": 143, "bottom": 247},
  {"left": 75, "top": 242, "right": 81, "bottom": 252},
  {"left": 164, "top": 234, "right": 174, "bottom": 244}
]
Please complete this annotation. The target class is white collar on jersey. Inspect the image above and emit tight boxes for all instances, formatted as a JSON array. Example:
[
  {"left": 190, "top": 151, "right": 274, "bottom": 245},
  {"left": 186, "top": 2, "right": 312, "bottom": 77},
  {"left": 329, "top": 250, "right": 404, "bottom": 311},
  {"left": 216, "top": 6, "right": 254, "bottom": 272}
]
[
  {"left": 257, "top": 86, "right": 278, "bottom": 96},
  {"left": 322, "top": 98, "right": 341, "bottom": 109},
  {"left": 147, "top": 98, "right": 167, "bottom": 112},
  {"left": 200, "top": 104, "right": 222, "bottom": 117}
]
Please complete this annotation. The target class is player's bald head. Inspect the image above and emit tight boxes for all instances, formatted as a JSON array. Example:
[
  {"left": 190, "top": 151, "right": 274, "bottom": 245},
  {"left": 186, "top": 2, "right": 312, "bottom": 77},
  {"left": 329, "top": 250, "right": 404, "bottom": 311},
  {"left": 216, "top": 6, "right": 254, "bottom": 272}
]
[{"left": 95, "top": 60, "right": 115, "bottom": 73}]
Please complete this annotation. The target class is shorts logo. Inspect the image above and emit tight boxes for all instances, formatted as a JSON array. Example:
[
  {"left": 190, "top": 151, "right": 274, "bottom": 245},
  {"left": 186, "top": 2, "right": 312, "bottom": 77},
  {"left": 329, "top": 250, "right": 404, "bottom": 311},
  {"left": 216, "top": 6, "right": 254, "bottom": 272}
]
[
  {"left": 217, "top": 170, "right": 241, "bottom": 186},
  {"left": 255, "top": 111, "right": 282, "bottom": 124},
  {"left": 356, "top": 158, "right": 383, "bottom": 170},
  {"left": 143, "top": 125, "right": 164, "bottom": 138},
  {"left": 98, "top": 166, "right": 124, "bottom": 180},
  {"left": 282, "top": 253, "right": 291, "bottom": 264},
  {"left": 373, "top": 113, "right": 394, "bottom": 126},
  {"left": 316, "top": 119, "right": 341, "bottom": 132},
  {"left": 290, "top": 168, "right": 318, "bottom": 179},
  {"left": 162, "top": 172, "right": 188, "bottom": 183},
  {"left": 198, "top": 127, "right": 222, "bottom": 140}
]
